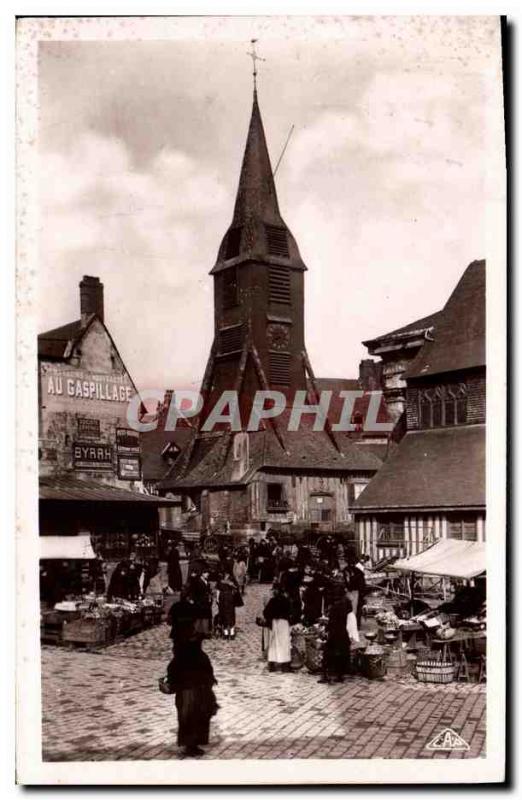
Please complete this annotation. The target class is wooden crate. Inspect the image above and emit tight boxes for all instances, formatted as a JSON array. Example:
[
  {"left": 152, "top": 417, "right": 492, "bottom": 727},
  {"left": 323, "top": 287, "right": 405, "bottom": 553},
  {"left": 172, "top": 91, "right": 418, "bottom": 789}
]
[{"left": 62, "top": 617, "right": 114, "bottom": 645}]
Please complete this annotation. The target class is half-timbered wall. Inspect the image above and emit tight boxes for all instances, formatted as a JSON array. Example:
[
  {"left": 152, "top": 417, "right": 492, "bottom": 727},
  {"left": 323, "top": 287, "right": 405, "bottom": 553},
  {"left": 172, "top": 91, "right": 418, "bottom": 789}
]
[
  {"left": 201, "top": 472, "right": 372, "bottom": 533},
  {"left": 356, "top": 511, "right": 486, "bottom": 561}
]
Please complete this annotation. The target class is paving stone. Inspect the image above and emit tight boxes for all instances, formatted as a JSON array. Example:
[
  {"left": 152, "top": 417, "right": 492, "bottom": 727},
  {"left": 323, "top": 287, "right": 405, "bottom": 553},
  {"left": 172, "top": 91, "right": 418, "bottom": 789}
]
[{"left": 41, "top": 583, "right": 486, "bottom": 761}]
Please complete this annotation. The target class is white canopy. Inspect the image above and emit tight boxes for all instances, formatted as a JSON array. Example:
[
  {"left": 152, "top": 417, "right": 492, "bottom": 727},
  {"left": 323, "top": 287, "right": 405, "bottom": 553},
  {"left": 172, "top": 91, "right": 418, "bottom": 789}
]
[
  {"left": 40, "top": 535, "right": 96, "bottom": 560},
  {"left": 392, "top": 539, "right": 486, "bottom": 580}
]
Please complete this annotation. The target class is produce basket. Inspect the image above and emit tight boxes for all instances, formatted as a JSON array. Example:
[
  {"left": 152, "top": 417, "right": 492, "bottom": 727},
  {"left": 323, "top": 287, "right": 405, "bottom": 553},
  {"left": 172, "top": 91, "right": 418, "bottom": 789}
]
[
  {"left": 415, "top": 658, "right": 455, "bottom": 684},
  {"left": 304, "top": 635, "right": 324, "bottom": 674}
]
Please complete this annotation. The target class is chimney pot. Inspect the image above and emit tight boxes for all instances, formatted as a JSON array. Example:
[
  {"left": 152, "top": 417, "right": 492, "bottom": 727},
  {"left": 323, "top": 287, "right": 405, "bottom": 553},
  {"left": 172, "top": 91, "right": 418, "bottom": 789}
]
[{"left": 80, "top": 275, "right": 104, "bottom": 326}]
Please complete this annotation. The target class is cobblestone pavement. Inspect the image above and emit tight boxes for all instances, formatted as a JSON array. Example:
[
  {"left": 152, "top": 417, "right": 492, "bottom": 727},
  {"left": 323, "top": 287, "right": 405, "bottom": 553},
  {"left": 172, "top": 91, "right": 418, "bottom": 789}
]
[{"left": 41, "top": 585, "right": 486, "bottom": 761}]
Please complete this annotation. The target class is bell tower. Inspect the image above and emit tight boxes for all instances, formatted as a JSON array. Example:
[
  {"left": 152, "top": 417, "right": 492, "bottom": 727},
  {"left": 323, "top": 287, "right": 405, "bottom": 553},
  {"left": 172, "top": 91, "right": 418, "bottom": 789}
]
[{"left": 204, "top": 85, "right": 309, "bottom": 420}]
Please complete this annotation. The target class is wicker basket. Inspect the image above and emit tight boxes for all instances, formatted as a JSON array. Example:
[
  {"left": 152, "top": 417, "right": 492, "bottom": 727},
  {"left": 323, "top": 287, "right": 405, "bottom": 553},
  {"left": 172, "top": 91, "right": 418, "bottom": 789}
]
[{"left": 416, "top": 658, "right": 455, "bottom": 684}]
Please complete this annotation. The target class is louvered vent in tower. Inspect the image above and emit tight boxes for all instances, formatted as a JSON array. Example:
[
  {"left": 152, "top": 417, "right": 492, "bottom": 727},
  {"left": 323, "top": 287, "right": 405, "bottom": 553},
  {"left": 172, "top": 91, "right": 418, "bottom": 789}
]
[
  {"left": 218, "top": 324, "right": 244, "bottom": 355},
  {"left": 269, "top": 351, "right": 291, "bottom": 385},
  {"left": 269, "top": 265, "right": 291, "bottom": 304},
  {"left": 265, "top": 224, "right": 289, "bottom": 257}
]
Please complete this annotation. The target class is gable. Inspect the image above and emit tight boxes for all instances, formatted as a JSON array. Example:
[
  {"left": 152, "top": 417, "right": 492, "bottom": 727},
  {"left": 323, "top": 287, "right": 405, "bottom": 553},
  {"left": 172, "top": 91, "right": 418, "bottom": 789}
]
[{"left": 71, "top": 318, "right": 125, "bottom": 374}]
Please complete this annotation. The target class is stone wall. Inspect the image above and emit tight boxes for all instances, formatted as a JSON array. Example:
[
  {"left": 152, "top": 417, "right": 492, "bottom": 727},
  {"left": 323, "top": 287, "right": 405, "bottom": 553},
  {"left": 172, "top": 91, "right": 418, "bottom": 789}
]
[{"left": 39, "top": 318, "right": 143, "bottom": 491}]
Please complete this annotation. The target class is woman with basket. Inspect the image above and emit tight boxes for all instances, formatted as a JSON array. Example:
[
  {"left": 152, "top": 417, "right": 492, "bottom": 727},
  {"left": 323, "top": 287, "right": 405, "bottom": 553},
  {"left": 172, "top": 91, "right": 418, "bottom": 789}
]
[{"left": 162, "top": 638, "right": 219, "bottom": 758}]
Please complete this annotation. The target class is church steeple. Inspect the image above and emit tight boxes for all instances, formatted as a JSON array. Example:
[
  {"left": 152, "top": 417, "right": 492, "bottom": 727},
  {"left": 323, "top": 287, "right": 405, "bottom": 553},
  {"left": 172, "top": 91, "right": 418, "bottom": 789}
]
[
  {"left": 202, "top": 75, "right": 310, "bottom": 417},
  {"left": 232, "top": 88, "right": 281, "bottom": 226},
  {"left": 211, "top": 87, "right": 306, "bottom": 274}
]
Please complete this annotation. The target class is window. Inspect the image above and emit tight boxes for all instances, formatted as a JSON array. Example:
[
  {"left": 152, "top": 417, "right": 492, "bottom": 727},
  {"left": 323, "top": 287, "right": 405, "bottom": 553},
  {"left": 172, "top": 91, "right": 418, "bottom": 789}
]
[
  {"left": 269, "top": 265, "right": 291, "bottom": 304},
  {"left": 265, "top": 224, "right": 290, "bottom": 258},
  {"left": 269, "top": 351, "right": 291, "bottom": 385},
  {"left": 377, "top": 521, "right": 405, "bottom": 549},
  {"left": 418, "top": 383, "right": 468, "bottom": 428},
  {"left": 222, "top": 266, "right": 238, "bottom": 308},
  {"left": 447, "top": 514, "right": 478, "bottom": 541},
  {"left": 225, "top": 227, "right": 242, "bottom": 260},
  {"left": 432, "top": 387, "right": 443, "bottom": 426},
  {"left": 267, "top": 483, "right": 288, "bottom": 512},
  {"left": 309, "top": 493, "right": 334, "bottom": 523},
  {"left": 420, "top": 390, "right": 432, "bottom": 428}
]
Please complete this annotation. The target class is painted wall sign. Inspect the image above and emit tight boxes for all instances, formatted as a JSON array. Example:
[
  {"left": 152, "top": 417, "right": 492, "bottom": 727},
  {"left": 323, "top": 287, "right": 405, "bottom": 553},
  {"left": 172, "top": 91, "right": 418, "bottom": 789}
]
[
  {"left": 41, "top": 366, "right": 134, "bottom": 405},
  {"left": 116, "top": 428, "right": 140, "bottom": 453},
  {"left": 118, "top": 456, "right": 141, "bottom": 480},
  {"left": 73, "top": 442, "right": 114, "bottom": 470},
  {"left": 77, "top": 418, "right": 101, "bottom": 438}
]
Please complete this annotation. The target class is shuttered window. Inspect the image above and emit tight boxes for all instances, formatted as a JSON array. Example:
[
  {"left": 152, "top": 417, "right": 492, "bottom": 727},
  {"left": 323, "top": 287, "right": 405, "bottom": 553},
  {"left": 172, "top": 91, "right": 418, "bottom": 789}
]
[
  {"left": 447, "top": 515, "right": 478, "bottom": 541},
  {"left": 269, "top": 265, "right": 291, "bottom": 305},
  {"left": 269, "top": 351, "right": 291, "bottom": 385},
  {"left": 265, "top": 224, "right": 289, "bottom": 257}
]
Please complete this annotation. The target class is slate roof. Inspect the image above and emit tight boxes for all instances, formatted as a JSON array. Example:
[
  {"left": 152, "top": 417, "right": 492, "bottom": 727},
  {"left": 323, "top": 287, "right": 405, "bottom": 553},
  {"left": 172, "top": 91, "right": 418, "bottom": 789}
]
[
  {"left": 38, "top": 319, "right": 84, "bottom": 359},
  {"left": 39, "top": 475, "right": 177, "bottom": 504},
  {"left": 211, "top": 88, "right": 306, "bottom": 274},
  {"left": 406, "top": 259, "right": 485, "bottom": 379},
  {"left": 160, "top": 426, "right": 384, "bottom": 490},
  {"left": 310, "top": 379, "right": 391, "bottom": 428},
  {"left": 140, "top": 427, "right": 193, "bottom": 482},
  {"left": 352, "top": 425, "right": 485, "bottom": 511},
  {"left": 363, "top": 310, "right": 441, "bottom": 348}
]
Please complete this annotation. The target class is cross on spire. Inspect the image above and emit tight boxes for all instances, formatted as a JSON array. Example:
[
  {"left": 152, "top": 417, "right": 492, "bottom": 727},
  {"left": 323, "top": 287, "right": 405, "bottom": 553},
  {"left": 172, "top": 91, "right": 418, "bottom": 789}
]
[{"left": 246, "top": 39, "right": 265, "bottom": 89}]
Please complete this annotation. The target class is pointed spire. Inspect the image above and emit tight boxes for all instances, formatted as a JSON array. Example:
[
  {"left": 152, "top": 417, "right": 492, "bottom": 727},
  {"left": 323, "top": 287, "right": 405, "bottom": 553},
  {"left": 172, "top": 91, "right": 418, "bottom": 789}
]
[
  {"left": 232, "top": 87, "right": 281, "bottom": 227},
  {"left": 211, "top": 87, "right": 306, "bottom": 274}
]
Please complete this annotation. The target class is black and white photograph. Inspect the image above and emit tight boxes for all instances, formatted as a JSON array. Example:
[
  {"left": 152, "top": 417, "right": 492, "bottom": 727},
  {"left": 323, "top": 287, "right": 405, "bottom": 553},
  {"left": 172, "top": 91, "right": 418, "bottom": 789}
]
[{"left": 14, "top": 12, "right": 506, "bottom": 785}]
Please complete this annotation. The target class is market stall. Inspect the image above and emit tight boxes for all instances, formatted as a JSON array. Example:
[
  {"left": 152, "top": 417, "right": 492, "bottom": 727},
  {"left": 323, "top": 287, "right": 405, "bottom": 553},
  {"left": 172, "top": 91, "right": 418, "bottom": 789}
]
[
  {"left": 388, "top": 539, "right": 487, "bottom": 683},
  {"left": 40, "top": 535, "right": 165, "bottom": 647}
]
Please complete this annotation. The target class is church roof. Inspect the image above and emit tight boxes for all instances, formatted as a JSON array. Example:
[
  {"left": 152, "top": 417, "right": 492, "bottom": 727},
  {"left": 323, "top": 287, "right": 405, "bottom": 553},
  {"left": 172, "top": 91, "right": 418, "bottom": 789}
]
[
  {"left": 405, "top": 259, "right": 485, "bottom": 379},
  {"left": 159, "top": 427, "right": 384, "bottom": 490},
  {"left": 211, "top": 89, "right": 306, "bottom": 274}
]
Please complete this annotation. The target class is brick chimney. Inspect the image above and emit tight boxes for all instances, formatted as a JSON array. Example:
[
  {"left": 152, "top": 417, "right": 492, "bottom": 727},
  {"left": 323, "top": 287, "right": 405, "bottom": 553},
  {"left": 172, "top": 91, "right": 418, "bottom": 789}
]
[
  {"left": 80, "top": 275, "right": 104, "bottom": 326},
  {"left": 359, "top": 358, "right": 383, "bottom": 391}
]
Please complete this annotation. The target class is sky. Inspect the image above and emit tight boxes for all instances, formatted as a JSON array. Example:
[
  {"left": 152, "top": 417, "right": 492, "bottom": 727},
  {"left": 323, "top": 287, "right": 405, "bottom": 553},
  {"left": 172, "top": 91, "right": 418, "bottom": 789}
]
[{"left": 37, "top": 15, "right": 503, "bottom": 393}]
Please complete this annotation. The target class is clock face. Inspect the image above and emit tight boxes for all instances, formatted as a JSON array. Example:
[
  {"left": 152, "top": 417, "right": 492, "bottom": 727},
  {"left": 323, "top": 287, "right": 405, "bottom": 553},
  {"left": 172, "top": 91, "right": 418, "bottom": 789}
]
[{"left": 267, "top": 323, "right": 290, "bottom": 351}]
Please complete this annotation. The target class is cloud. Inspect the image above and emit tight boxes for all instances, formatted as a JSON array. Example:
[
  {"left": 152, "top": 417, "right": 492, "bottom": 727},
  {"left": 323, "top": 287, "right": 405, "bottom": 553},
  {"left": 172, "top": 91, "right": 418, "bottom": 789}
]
[
  {"left": 37, "top": 23, "right": 501, "bottom": 390},
  {"left": 39, "top": 131, "right": 229, "bottom": 387}
]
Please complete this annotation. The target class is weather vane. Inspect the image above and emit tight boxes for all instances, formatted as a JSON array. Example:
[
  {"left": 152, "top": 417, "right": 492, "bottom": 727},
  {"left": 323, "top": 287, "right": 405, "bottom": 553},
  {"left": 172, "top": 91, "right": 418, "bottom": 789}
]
[{"left": 246, "top": 39, "right": 265, "bottom": 89}]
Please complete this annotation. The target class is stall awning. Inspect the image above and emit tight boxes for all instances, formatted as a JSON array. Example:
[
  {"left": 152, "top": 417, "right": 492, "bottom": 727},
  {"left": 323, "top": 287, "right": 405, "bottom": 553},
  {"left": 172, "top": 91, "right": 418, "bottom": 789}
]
[
  {"left": 40, "top": 535, "right": 96, "bottom": 560},
  {"left": 392, "top": 539, "right": 486, "bottom": 580}
]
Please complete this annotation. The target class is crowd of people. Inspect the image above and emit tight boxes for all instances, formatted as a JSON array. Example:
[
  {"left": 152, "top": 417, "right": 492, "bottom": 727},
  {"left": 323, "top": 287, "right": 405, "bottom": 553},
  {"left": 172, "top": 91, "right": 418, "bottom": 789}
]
[
  {"left": 254, "top": 536, "right": 368, "bottom": 683},
  {"left": 102, "top": 535, "right": 369, "bottom": 757}
]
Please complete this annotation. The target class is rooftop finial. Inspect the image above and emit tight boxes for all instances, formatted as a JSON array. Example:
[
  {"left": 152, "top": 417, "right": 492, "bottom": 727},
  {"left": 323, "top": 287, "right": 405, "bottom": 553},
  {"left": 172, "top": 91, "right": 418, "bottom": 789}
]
[{"left": 246, "top": 39, "right": 265, "bottom": 90}]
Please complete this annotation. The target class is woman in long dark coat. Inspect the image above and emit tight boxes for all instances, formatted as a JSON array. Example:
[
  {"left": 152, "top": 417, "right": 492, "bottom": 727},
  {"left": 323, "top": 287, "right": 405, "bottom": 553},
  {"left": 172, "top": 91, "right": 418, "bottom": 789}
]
[
  {"left": 186, "top": 571, "right": 212, "bottom": 637},
  {"left": 167, "top": 640, "right": 218, "bottom": 757},
  {"left": 216, "top": 571, "right": 239, "bottom": 639},
  {"left": 280, "top": 561, "right": 303, "bottom": 624},
  {"left": 319, "top": 587, "right": 353, "bottom": 684},
  {"left": 302, "top": 575, "right": 324, "bottom": 626},
  {"left": 167, "top": 545, "right": 183, "bottom": 592}
]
